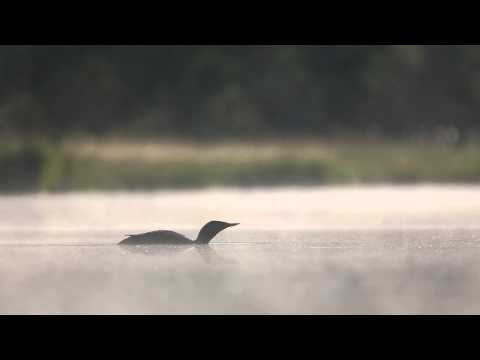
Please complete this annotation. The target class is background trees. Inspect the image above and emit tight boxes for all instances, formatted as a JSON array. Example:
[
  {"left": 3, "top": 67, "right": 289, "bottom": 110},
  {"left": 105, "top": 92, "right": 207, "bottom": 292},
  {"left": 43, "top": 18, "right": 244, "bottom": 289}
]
[{"left": 1, "top": 45, "right": 479, "bottom": 141}]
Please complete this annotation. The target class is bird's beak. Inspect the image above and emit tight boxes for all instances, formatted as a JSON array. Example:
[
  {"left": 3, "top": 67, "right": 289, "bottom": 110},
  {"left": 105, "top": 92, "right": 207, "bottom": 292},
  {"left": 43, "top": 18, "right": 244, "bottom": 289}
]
[{"left": 228, "top": 223, "right": 240, "bottom": 227}]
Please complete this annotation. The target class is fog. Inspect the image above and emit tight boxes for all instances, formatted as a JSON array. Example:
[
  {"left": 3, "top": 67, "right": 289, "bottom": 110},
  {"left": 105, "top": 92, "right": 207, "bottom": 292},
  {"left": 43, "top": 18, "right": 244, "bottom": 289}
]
[{"left": 2, "top": 185, "right": 480, "bottom": 314}]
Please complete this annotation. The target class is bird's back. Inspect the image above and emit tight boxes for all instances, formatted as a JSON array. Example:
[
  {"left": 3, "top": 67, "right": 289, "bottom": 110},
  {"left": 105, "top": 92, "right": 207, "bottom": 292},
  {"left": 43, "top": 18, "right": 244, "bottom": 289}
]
[{"left": 119, "top": 230, "right": 193, "bottom": 245}]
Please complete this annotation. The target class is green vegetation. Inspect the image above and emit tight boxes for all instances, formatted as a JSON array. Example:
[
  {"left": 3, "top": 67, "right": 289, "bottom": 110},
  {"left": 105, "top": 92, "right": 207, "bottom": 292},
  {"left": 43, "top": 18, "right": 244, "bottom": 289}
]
[
  {"left": 2, "top": 138, "right": 480, "bottom": 192},
  {"left": 3, "top": 46, "right": 480, "bottom": 191},
  {"left": 1, "top": 46, "right": 480, "bottom": 141}
]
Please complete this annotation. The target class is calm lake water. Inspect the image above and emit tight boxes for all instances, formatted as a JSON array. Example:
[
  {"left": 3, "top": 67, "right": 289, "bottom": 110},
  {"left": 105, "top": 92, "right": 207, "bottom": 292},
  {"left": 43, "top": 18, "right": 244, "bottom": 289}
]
[{"left": 2, "top": 185, "right": 480, "bottom": 314}]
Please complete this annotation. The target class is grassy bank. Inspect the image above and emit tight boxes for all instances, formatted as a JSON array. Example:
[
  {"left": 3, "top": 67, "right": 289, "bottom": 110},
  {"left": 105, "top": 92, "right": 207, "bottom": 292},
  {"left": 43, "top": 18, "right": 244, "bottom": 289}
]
[{"left": 2, "top": 138, "right": 480, "bottom": 192}]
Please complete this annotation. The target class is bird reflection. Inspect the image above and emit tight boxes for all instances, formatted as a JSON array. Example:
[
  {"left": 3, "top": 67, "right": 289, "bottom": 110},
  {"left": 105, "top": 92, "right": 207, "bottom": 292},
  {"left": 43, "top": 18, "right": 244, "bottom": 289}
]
[
  {"left": 119, "top": 243, "right": 233, "bottom": 265},
  {"left": 195, "top": 244, "right": 234, "bottom": 264}
]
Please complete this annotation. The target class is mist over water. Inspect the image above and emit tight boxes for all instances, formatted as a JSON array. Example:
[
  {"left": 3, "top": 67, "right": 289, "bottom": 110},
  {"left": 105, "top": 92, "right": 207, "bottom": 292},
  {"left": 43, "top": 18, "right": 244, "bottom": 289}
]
[{"left": 2, "top": 185, "right": 480, "bottom": 314}]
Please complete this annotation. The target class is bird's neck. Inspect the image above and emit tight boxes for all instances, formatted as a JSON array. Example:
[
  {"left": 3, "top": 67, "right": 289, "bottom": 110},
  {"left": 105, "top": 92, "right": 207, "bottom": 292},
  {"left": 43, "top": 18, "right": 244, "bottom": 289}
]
[
  {"left": 195, "top": 227, "right": 216, "bottom": 244},
  {"left": 195, "top": 234, "right": 212, "bottom": 244}
]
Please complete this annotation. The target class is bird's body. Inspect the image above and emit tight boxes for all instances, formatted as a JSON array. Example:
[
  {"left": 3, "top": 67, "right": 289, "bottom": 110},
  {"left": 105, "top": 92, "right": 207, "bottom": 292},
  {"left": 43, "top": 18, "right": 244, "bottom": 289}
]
[
  {"left": 120, "top": 230, "right": 193, "bottom": 245},
  {"left": 118, "top": 221, "right": 239, "bottom": 246}
]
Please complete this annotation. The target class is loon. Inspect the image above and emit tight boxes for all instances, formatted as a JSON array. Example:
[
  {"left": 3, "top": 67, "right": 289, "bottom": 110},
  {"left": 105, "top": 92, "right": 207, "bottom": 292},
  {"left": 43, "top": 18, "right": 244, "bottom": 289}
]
[{"left": 118, "top": 220, "right": 239, "bottom": 245}]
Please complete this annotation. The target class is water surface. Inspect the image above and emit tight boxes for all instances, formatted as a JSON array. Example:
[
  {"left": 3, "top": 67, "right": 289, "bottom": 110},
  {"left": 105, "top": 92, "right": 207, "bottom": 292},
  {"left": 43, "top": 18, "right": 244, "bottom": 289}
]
[{"left": 2, "top": 185, "right": 480, "bottom": 314}]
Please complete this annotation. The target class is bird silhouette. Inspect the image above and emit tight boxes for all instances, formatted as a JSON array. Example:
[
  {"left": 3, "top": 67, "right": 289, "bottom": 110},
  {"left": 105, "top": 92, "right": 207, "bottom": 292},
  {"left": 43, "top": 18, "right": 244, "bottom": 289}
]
[{"left": 118, "top": 220, "right": 239, "bottom": 245}]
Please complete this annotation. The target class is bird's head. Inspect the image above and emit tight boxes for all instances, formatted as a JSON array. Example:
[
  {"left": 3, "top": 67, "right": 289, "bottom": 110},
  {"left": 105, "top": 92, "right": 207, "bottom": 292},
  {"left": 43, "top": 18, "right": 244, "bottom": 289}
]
[{"left": 195, "top": 221, "right": 239, "bottom": 244}]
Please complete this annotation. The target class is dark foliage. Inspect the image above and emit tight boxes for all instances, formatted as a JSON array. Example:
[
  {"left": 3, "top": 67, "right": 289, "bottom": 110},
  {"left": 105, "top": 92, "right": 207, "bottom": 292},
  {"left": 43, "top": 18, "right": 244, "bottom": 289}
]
[{"left": 0, "top": 45, "right": 479, "bottom": 140}]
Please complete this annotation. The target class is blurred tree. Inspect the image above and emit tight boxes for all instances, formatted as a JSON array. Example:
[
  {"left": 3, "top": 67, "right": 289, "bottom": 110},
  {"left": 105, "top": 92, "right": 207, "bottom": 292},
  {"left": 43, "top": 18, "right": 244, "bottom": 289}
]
[{"left": 1, "top": 45, "right": 480, "bottom": 140}]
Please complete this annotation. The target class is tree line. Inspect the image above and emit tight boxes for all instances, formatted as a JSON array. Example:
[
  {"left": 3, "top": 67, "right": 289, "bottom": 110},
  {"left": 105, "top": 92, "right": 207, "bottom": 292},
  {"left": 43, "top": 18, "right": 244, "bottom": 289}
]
[{"left": 1, "top": 45, "right": 479, "bottom": 141}]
